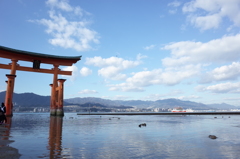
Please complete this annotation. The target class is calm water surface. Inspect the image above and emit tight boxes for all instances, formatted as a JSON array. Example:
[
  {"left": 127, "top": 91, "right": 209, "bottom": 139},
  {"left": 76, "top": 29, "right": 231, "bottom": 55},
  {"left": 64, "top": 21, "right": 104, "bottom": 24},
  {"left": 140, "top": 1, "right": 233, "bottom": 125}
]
[{"left": 6, "top": 113, "right": 240, "bottom": 158}]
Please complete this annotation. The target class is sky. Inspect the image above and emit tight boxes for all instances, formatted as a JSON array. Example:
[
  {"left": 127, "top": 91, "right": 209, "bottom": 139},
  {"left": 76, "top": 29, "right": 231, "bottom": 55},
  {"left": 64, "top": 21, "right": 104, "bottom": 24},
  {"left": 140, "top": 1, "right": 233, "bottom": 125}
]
[{"left": 1, "top": 0, "right": 240, "bottom": 106}]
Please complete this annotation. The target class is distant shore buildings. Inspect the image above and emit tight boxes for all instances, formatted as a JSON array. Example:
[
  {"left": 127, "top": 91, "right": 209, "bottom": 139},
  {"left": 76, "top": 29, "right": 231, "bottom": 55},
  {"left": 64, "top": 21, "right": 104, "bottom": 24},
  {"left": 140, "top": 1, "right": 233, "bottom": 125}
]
[{"left": 12, "top": 105, "right": 240, "bottom": 113}]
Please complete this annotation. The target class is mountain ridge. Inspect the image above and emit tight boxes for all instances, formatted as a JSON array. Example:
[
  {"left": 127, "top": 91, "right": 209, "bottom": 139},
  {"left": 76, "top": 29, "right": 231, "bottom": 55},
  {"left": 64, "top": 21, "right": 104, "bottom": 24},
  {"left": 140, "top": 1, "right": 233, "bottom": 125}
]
[{"left": 0, "top": 91, "right": 238, "bottom": 109}]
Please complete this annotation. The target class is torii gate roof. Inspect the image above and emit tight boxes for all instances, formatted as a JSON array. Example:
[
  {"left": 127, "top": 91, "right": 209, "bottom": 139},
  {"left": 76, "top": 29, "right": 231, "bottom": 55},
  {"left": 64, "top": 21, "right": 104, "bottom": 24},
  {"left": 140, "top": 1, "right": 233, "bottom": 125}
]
[{"left": 0, "top": 45, "right": 81, "bottom": 66}]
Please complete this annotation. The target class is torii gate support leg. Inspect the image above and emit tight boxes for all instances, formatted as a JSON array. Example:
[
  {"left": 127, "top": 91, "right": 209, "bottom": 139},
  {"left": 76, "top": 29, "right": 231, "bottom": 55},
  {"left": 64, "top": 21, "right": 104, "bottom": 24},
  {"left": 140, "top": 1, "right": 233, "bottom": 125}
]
[
  {"left": 4, "top": 59, "right": 18, "bottom": 117},
  {"left": 56, "top": 79, "right": 66, "bottom": 116},
  {"left": 50, "top": 65, "right": 59, "bottom": 116},
  {"left": 5, "top": 74, "right": 16, "bottom": 117}
]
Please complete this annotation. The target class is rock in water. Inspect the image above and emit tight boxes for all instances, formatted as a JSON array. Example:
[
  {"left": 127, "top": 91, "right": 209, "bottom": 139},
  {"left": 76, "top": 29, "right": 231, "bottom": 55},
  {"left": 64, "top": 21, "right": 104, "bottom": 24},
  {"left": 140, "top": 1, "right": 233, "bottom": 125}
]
[{"left": 209, "top": 135, "right": 217, "bottom": 139}]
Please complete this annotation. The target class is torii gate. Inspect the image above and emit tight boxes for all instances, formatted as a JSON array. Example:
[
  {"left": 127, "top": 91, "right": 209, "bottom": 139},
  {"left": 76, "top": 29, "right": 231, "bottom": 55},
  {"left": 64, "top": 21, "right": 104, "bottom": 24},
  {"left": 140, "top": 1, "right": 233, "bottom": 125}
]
[{"left": 0, "top": 45, "right": 81, "bottom": 117}]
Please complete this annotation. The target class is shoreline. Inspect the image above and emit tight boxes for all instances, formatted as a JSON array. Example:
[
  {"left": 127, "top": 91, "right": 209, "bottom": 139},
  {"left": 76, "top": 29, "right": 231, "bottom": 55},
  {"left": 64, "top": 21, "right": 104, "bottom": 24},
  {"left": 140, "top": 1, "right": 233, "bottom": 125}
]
[
  {"left": 77, "top": 111, "right": 240, "bottom": 116},
  {"left": 0, "top": 124, "right": 21, "bottom": 159}
]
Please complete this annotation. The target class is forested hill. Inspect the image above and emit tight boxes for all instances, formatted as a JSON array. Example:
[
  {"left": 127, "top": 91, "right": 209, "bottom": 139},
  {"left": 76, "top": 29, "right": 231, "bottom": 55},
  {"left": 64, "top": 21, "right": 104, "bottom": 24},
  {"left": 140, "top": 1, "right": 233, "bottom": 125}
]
[
  {"left": 65, "top": 97, "right": 239, "bottom": 110},
  {"left": 0, "top": 91, "right": 238, "bottom": 109},
  {"left": 0, "top": 91, "right": 70, "bottom": 107}
]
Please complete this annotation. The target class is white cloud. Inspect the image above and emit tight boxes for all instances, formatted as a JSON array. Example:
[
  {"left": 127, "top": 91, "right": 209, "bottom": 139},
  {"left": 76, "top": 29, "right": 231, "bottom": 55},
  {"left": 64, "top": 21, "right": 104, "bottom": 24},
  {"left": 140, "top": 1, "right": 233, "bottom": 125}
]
[
  {"left": 80, "top": 67, "right": 92, "bottom": 76},
  {"left": 162, "top": 34, "right": 240, "bottom": 67},
  {"left": 78, "top": 89, "right": 98, "bottom": 94},
  {"left": 168, "top": 1, "right": 181, "bottom": 14},
  {"left": 196, "top": 82, "right": 240, "bottom": 93},
  {"left": 182, "top": 0, "right": 240, "bottom": 31},
  {"left": 98, "top": 66, "right": 127, "bottom": 80},
  {"left": 85, "top": 56, "right": 140, "bottom": 68},
  {"left": 168, "top": 1, "right": 181, "bottom": 7},
  {"left": 62, "top": 65, "right": 78, "bottom": 81},
  {"left": 47, "top": 0, "right": 75, "bottom": 12},
  {"left": 188, "top": 14, "right": 222, "bottom": 30},
  {"left": 137, "top": 53, "right": 147, "bottom": 60},
  {"left": 46, "top": 0, "right": 89, "bottom": 16},
  {"left": 109, "top": 65, "right": 200, "bottom": 92},
  {"left": 127, "top": 65, "right": 199, "bottom": 86},
  {"left": 85, "top": 56, "right": 143, "bottom": 80},
  {"left": 200, "top": 62, "right": 240, "bottom": 83},
  {"left": 108, "top": 83, "right": 144, "bottom": 92},
  {"left": 144, "top": 45, "right": 155, "bottom": 50},
  {"left": 32, "top": 0, "right": 99, "bottom": 52}
]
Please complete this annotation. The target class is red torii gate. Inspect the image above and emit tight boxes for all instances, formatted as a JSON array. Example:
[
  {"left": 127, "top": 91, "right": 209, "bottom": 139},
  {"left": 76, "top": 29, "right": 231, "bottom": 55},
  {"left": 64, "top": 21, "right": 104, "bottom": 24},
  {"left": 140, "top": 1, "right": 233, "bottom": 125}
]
[{"left": 0, "top": 45, "right": 81, "bottom": 116}]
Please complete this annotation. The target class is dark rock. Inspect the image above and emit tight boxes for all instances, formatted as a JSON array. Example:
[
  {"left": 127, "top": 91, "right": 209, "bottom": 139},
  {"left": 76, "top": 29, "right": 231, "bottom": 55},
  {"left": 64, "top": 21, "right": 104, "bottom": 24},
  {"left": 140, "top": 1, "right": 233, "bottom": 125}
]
[
  {"left": 209, "top": 135, "right": 217, "bottom": 139},
  {"left": 139, "top": 123, "right": 147, "bottom": 127}
]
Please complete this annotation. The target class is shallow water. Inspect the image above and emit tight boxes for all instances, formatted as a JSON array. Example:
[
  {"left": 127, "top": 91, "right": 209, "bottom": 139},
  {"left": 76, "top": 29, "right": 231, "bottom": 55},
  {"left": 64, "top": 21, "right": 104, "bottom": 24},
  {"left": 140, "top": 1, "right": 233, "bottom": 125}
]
[{"left": 5, "top": 113, "right": 240, "bottom": 158}]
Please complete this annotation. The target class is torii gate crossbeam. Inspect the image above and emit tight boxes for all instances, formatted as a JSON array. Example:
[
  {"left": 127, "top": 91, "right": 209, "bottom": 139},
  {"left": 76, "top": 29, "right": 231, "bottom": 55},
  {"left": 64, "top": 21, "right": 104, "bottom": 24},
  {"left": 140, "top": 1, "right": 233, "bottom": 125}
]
[{"left": 0, "top": 45, "right": 81, "bottom": 117}]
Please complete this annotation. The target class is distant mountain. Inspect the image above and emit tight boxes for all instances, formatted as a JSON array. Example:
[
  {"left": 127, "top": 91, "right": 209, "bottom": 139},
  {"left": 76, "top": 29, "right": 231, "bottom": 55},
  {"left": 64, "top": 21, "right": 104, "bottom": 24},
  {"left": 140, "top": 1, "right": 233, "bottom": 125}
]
[
  {"left": 153, "top": 98, "right": 208, "bottom": 109},
  {"left": 0, "top": 91, "right": 238, "bottom": 110},
  {"left": 115, "top": 100, "right": 153, "bottom": 108},
  {"left": 65, "top": 97, "right": 153, "bottom": 108},
  {"left": 207, "top": 103, "right": 238, "bottom": 109},
  {"left": 75, "top": 102, "right": 133, "bottom": 109},
  {"left": 65, "top": 97, "right": 215, "bottom": 110},
  {"left": 0, "top": 91, "right": 70, "bottom": 107},
  {"left": 65, "top": 97, "right": 117, "bottom": 106}
]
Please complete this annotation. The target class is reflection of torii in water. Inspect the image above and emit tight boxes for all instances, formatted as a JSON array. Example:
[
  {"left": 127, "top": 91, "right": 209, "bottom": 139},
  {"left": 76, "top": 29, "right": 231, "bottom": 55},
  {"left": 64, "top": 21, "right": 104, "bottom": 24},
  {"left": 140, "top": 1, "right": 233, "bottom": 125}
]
[
  {"left": 0, "top": 45, "right": 81, "bottom": 117},
  {"left": 48, "top": 116, "right": 63, "bottom": 158}
]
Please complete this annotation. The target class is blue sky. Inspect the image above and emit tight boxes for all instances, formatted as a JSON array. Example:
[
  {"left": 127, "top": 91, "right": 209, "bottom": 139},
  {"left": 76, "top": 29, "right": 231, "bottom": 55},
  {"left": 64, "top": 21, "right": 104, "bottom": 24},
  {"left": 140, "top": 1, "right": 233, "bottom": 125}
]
[{"left": 1, "top": 0, "right": 240, "bottom": 106}]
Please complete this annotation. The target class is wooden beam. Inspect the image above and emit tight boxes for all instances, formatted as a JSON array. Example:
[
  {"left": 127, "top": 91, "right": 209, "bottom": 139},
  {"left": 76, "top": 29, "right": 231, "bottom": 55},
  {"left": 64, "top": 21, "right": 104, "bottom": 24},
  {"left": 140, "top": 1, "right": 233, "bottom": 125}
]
[{"left": 0, "top": 63, "right": 72, "bottom": 75}]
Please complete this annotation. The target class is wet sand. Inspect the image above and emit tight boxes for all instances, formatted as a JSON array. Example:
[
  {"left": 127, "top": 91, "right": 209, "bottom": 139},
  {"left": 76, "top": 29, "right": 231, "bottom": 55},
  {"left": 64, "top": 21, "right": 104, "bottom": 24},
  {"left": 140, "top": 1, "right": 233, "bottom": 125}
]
[{"left": 0, "top": 125, "right": 21, "bottom": 159}]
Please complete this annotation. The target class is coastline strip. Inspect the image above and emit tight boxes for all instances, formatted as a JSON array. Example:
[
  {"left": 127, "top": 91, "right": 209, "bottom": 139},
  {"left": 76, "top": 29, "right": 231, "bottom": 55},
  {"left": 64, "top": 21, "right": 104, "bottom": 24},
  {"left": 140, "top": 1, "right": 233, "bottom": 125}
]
[{"left": 77, "top": 112, "right": 240, "bottom": 116}]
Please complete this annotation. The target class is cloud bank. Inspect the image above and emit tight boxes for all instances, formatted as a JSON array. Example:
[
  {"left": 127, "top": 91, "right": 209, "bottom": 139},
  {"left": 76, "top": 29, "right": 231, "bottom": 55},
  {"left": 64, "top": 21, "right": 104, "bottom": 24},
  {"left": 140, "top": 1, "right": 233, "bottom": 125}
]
[
  {"left": 182, "top": 0, "right": 240, "bottom": 31},
  {"left": 32, "top": 0, "right": 100, "bottom": 51},
  {"left": 85, "top": 55, "right": 144, "bottom": 81}
]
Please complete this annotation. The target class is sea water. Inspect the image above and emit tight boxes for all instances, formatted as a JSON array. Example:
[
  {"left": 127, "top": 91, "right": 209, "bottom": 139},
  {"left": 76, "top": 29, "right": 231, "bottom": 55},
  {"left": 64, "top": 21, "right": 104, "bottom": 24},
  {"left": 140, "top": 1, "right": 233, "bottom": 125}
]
[{"left": 6, "top": 113, "right": 240, "bottom": 158}]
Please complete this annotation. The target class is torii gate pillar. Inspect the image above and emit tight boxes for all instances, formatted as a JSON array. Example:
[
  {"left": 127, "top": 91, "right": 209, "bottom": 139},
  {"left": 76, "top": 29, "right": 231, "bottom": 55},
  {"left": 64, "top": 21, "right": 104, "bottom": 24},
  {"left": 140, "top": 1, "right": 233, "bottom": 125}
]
[
  {"left": 5, "top": 59, "right": 18, "bottom": 116},
  {"left": 50, "top": 79, "right": 66, "bottom": 116},
  {"left": 56, "top": 79, "right": 66, "bottom": 116},
  {"left": 50, "top": 64, "right": 59, "bottom": 116},
  {"left": 5, "top": 74, "right": 16, "bottom": 116}
]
